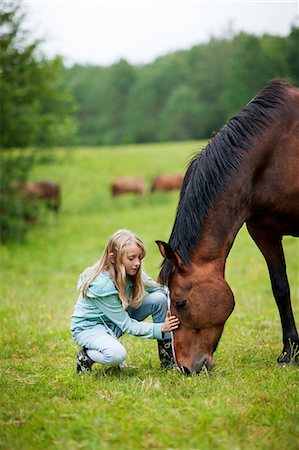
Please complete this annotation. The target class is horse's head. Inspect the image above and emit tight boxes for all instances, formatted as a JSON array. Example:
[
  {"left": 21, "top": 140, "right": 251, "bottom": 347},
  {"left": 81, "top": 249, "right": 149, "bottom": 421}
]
[{"left": 156, "top": 241, "right": 235, "bottom": 374}]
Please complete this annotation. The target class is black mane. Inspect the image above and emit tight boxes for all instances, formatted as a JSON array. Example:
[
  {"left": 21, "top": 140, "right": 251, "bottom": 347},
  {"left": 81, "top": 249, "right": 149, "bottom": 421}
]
[{"left": 159, "top": 79, "right": 290, "bottom": 284}]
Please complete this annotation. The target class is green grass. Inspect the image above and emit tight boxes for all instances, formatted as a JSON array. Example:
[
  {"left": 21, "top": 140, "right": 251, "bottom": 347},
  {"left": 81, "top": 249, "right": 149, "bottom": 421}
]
[{"left": 0, "top": 142, "right": 298, "bottom": 450}]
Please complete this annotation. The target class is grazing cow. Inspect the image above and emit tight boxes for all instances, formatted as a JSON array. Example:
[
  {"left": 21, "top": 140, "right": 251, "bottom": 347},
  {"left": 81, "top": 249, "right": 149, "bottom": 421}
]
[
  {"left": 111, "top": 176, "right": 145, "bottom": 196},
  {"left": 151, "top": 174, "right": 184, "bottom": 192},
  {"left": 18, "top": 180, "right": 61, "bottom": 211}
]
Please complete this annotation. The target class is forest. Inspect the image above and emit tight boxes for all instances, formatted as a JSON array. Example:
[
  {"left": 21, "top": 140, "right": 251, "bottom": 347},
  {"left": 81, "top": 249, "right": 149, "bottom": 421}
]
[{"left": 63, "top": 27, "right": 299, "bottom": 146}]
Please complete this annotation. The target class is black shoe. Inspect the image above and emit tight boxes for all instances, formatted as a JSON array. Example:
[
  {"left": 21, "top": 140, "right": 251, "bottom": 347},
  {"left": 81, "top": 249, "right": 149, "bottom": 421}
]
[
  {"left": 157, "top": 339, "right": 175, "bottom": 369},
  {"left": 76, "top": 348, "right": 94, "bottom": 373}
]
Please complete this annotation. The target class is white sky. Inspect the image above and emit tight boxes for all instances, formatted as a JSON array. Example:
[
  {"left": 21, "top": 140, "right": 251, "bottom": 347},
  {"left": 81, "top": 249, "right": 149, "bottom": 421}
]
[{"left": 23, "top": 0, "right": 299, "bottom": 66}]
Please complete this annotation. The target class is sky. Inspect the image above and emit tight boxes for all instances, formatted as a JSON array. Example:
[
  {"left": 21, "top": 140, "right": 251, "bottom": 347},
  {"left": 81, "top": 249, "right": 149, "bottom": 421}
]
[{"left": 23, "top": 0, "right": 299, "bottom": 67}]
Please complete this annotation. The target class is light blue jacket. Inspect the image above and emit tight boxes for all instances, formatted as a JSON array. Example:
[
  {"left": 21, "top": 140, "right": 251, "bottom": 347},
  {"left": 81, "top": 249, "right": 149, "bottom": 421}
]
[{"left": 70, "top": 271, "right": 167, "bottom": 340}]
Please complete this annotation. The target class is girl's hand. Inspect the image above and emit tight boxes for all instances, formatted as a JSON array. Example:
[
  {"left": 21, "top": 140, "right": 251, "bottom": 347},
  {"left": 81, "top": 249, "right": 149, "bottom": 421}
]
[{"left": 162, "top": 311, "right": 180, "bottom": 332}]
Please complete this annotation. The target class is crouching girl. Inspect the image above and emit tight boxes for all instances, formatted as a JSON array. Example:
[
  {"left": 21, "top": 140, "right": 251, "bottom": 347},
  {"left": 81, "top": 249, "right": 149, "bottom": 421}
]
[{"left": 70, "top": 229, "right": 179, "bottom": 372}]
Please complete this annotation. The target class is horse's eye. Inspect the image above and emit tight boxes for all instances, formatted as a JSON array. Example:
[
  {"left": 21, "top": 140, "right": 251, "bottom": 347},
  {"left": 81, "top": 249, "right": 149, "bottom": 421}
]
[{"left": 175, "top": 300, "right": 187, "bottom": 310}]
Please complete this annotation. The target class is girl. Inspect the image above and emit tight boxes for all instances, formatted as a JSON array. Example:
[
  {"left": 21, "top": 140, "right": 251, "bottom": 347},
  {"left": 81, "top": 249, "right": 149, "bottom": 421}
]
[{"left": 70, "top": 229, "right": 179, "bottom": 372}]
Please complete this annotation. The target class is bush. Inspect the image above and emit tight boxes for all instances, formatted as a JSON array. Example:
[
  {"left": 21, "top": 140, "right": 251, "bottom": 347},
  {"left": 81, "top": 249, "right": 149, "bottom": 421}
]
[{"left": 0, "top": 152, "right": 38, "bottom": 242}]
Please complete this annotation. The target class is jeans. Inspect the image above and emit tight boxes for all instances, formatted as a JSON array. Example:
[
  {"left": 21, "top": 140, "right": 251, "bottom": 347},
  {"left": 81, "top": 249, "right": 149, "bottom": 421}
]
[{"left": 74, "top": 290, "right": 169, "bottom": 366}]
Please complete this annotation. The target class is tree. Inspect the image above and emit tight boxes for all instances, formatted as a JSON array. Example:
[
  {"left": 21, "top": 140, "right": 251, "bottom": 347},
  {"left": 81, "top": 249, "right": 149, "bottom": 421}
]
[
  {"left": 286, "top": 26, "right": 299, "bottom": 86},
  {"left": 0, "top": 0, "right": 78, "bottom": 242},
  {"left": 103, "top": 59, "right": 136, "bottom": 144},
  {"left": 0, "top": 151, "right": 37, "bottom": 242},
  {"left": 187, "top": 38, "right": 232, "bottom": 137},
  {"left": 124, "top": 52, "right": 189, "bottom": 143},
  {"left": 0, "top": 0, "right": 78, "bottom": 148},
  {"left": 158, "top": 84, "right": 200, "bottom": 141},
  {"left": 220, "top": 32, "right": 292, "bottom": 119}
]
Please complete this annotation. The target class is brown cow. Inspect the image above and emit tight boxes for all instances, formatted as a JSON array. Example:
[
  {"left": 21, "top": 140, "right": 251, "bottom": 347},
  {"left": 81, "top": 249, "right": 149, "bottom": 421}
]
[
  {"left": 151, "top": 174, "right": 184, "bottom": 192},
  {"left": 18, "top": 180, "right": 61, "bottom": 211},
  {"left": 111, "top": 176, "right": 145, "bottom": 196}
]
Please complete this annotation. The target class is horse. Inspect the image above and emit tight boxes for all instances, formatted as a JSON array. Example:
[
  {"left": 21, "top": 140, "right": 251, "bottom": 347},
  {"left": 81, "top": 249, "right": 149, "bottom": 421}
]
[
  {"left": 111, "top": 176, "right": 145, "bottom": 196},
  {"left": 18, "top": 180, "right": 61, "bottom": 212},
  {"left": 151, "top": 174, "right": 184, "bottom": 192},
  {"left": 156, "top": 79, "right": 299, "bottom": 374}
]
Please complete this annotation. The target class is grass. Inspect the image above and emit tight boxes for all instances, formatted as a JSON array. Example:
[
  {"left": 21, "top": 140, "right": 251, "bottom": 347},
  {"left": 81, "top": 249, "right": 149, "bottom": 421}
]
[{"left": 0, "top": 141, "right": 298, "bottom": 450}]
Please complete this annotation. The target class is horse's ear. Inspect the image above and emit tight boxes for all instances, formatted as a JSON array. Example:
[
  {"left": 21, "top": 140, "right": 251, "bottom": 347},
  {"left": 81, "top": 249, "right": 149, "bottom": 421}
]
[{"left": 155, "top": 240, "right": 185, "bottom": 270}]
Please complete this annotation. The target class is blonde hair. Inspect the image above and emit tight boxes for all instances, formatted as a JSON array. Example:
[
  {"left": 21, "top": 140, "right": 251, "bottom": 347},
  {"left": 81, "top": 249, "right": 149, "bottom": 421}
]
[{"left": 79, "top": 229, "right": 147, "bottom": 309}]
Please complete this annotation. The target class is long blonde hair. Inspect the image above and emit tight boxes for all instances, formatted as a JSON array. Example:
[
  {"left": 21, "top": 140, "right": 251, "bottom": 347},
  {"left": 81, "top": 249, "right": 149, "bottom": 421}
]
[{"left": 79, "top": 229, "right": 147, "bottom": 309}]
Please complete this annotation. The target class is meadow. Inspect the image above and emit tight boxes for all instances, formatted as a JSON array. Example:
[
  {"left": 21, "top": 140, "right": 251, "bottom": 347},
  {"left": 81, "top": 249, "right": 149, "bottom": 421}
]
[{"left": 0, "top": 141, "right": 298, "bottom": 450}]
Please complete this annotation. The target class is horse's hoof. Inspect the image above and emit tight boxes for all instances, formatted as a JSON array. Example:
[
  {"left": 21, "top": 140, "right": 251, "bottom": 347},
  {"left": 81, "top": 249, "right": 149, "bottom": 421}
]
[{"left": 277, "top": 351, "right": 298, "bottom": 366}]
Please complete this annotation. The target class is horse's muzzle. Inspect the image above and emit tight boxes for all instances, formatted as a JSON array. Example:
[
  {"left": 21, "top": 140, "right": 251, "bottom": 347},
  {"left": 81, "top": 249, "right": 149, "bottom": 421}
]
[{"left": 179, "top": 355, "right": 215, "bottom": 375}]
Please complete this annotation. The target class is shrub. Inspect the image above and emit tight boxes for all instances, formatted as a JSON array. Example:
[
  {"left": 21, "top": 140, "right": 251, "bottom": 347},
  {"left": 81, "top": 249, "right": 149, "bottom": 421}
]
[{"left": 0, "top": 152, "right": 38, "bottom": 242}]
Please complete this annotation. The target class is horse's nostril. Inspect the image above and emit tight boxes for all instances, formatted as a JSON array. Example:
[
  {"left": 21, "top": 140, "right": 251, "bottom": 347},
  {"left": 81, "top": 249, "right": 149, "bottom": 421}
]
[{"left": 202, "top": 358, "right": 214, "bottom": 371}]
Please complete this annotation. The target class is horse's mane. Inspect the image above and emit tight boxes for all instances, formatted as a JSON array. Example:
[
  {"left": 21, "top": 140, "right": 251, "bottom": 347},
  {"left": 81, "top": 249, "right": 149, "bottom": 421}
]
[{"left": 159, "top": 79, "right": 290, "bottom": 284}]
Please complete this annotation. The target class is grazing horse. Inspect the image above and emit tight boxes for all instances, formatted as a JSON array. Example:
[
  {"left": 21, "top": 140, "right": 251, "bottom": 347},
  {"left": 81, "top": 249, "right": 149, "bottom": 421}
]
[
  {"left": 156, "top": 79, "right": 299, "bottom": 374},
  {"left": 19, "top": 180, "right": 61, "bottom": 211},
  {"left": 111, "top": 176, "right": 145, "bottom": 196},
  {"left": 151, "top": 174, "right": 184, "bottom": 192}
]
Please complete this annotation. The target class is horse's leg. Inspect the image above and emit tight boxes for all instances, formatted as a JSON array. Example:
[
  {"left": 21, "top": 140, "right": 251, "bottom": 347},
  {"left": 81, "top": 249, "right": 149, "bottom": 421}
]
[
  {"left": 54, "top": 188, "right": 60, "bottom": 212},
  {"left": 246, "top": 223, "right": 298, "bottom": 365}
]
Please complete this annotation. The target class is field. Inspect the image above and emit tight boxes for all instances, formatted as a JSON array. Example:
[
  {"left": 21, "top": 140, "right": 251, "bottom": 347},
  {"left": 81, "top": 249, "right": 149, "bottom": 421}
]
[{"left": 0, "top": 141, "right": 298, "bottom": 450}]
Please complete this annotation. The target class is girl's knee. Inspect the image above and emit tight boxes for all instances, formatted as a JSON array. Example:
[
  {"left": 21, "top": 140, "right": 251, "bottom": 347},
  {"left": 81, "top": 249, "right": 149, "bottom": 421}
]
[
  {"left": 105, "top": 345, "right": 127, "bottom": 365},
  {"left": 153, "top": 291, "right": 168, "bottom": 311},
  {"left": 149, "top": 290, "right": 167, "bottom": 303}
]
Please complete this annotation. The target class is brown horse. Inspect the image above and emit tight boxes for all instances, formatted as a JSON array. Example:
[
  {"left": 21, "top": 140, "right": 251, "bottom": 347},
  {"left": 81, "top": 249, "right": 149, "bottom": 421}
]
[
  {"left": 19, "top": 180, "right": 61, "bottom": 211},
  {"left": 156, "top": 79, "right": 299, "bottom": 374},
  {"left": 111, "top": 176, "right": 145, "bottom": 196},
  {"left": 151, "top": 174, "right": 184, "bottom": 192}
]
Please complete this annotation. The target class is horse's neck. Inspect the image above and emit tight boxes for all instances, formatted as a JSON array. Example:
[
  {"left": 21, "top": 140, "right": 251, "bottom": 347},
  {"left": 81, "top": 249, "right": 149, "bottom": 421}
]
[{"left": 193, "top": 179, "right": 251, "bottom": 271}]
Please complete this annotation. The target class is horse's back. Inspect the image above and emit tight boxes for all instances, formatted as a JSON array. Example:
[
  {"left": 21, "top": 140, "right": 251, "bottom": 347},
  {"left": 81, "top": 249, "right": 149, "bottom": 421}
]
[
  {"left": 248, "top": 83, "right": 299, "bottom": 236},
  {"left": 151, "top": 174, "right": 184, "bottom": 192},
  {"left": 35, "top": 181, "right": 60, "bottom": 197},
  {"left": 111, "top": 176, "right": 145, "bottom": 196},
  {"left": 18, "top": 180, "right": 60, "bottom": 211}
]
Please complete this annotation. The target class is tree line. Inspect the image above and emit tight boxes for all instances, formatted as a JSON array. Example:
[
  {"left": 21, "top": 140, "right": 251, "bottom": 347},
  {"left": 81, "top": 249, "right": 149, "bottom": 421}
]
[
  {"left": 65, "top": 26, "right": 299, "bottom": 146},
  {"left": 1, "top": 0, "right": 299, "bottom": 150}
]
